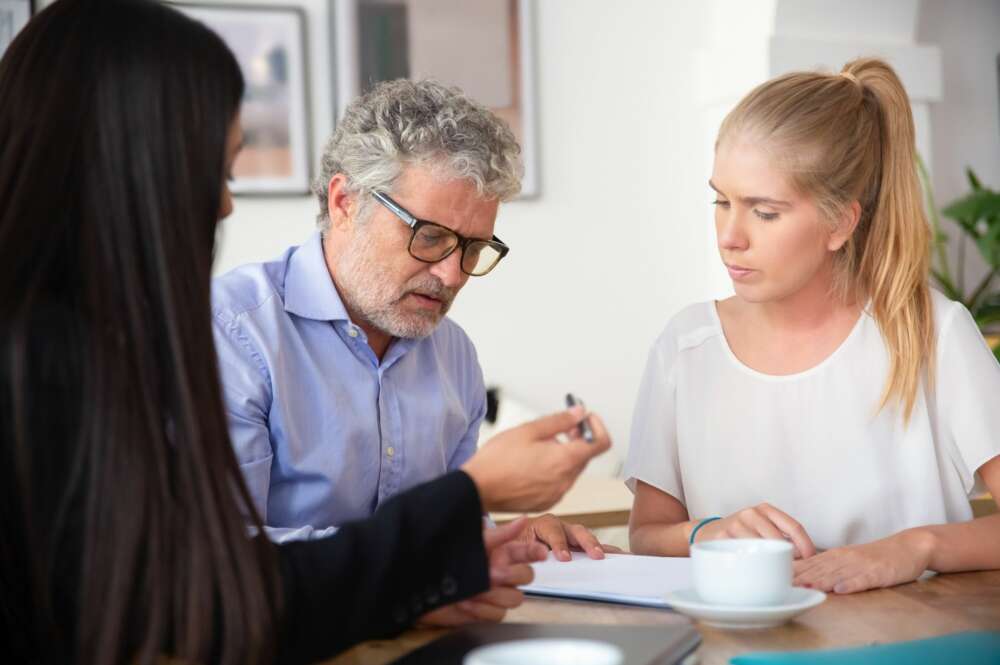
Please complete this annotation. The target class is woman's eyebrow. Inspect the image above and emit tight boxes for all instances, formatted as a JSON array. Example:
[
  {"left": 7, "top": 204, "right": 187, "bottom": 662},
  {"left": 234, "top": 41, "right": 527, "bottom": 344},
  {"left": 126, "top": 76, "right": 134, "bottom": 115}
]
[{"left": 709, "top": 179, "right": 791, "bottom": 208}]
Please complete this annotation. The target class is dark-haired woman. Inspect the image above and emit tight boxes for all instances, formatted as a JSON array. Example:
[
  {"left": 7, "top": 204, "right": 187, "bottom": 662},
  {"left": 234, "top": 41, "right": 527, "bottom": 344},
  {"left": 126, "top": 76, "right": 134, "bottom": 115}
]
[{"left": 0, "top": 1, "right": 608, "bottom": 663}]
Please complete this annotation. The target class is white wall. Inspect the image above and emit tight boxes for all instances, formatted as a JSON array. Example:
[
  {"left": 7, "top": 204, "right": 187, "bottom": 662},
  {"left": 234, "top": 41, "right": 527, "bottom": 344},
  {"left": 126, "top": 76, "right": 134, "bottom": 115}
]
[
  {"left": 209, "top": 1, "right": 716, "bottom": 474},
  {"left": 446, "top": 2, "right": 715, "bottom": 473},
  {"left": 109, "top": 0, "right": 992, "bottom": 475},
  {"left": 406, "top": 0, "right": 513, "bottom": 107},
  {"left": 204, "top": 0, "right": 335, "bottom": 274},
  {"left": 30, "top": 0, "right": 332, "bottom": 270},
  {"left": 918, "top": 0, "right": 1000, "bottom": 289}
]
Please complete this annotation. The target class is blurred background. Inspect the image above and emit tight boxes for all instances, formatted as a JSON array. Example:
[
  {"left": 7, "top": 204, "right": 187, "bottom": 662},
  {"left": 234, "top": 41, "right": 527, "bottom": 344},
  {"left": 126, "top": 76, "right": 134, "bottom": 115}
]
[{"left": 29, "top": 0, "right": 998, "bottom": 477}]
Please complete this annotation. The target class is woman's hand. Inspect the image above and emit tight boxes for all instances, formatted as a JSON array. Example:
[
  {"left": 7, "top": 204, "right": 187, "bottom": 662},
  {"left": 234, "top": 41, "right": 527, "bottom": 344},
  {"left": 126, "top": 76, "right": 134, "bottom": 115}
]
[
  {"left": 695, "top": 503, "right": 817, "bottom": 559},
  {"left": 793, "top": 529, "right": 934, "bottom": 594},
  {"left": 418, "top": 518, "right": 548, "bottom": 627},
  {"left": 461, "top": 407, "right": 610, "bottom": 513}
]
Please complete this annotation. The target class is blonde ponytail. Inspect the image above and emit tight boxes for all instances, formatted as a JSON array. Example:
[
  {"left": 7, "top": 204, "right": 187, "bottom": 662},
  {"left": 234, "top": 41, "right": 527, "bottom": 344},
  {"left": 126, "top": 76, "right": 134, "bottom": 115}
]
[
  {"left": 717, "top": 57, "right": 934, "bottom": 422},
  {"left": 844, "top": 59, "right": 933, "bottom": 422}
]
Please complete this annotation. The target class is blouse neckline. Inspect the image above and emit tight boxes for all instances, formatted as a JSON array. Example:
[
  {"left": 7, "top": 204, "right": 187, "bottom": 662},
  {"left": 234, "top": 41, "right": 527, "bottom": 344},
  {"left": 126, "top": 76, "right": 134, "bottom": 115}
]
[{"left": 708, "top": 300, "right": 869, "bottom": 382}]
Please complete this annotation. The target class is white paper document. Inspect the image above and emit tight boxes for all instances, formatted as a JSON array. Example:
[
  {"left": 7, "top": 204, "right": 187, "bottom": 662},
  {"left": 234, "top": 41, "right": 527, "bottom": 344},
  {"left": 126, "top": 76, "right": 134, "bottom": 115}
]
[{"left": 521, "top": 552, "right": 692, "bottom": 608}]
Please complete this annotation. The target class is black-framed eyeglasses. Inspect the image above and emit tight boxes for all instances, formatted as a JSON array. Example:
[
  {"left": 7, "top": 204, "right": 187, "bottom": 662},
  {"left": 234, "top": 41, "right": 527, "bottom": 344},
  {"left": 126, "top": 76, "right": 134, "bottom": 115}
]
[{"left": 371, "top": 191, "right": 510, "bottom": 277}]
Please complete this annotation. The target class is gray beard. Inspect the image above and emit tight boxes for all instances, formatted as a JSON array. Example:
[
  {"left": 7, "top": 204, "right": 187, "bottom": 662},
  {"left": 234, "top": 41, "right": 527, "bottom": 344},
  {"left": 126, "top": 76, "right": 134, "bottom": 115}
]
[{"left": 336, "top": 231, "right": 457, "bottom": 339}]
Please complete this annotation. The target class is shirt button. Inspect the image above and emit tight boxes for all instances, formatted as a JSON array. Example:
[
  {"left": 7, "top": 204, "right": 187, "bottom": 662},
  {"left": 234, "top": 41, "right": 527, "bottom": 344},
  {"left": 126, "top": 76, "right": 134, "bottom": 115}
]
[
  {"left": 386, "top": 447, "right": 395, "bottom": 457},
  {"left": 348, "top": 327, "right": 359, "bottom": 338},
  {"left": 441, "top": 576, "right": 458, "bottom": 596}
]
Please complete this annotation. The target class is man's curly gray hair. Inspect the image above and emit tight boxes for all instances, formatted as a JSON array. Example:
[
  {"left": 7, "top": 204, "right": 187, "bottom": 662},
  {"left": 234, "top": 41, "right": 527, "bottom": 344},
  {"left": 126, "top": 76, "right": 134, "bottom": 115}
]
[{"left": 312, "top": 79, "right": 523, "bottom": 233}]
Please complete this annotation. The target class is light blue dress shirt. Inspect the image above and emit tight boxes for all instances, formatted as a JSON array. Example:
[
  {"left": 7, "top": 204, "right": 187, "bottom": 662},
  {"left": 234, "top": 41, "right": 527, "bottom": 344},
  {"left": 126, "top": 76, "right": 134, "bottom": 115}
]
[{"left": 211, "top": 232, "right": 487, "bottom": 541}]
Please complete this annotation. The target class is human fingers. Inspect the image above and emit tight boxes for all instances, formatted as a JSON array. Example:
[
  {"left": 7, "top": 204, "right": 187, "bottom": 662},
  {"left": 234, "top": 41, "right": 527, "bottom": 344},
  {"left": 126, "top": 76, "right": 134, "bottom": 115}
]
[
  {"left": 827, "top": 572, "right": 878, "bottom": 594},
  {"left": 758, "top": 504, "right": 816, "bottom": 558},
  {"left": 483, "top": 516, "right": 529, "bottom": 552},
  {"left": 465, "top": 586, "right": 526, "bottom": 610},
  {"left": 740, "top": 508, "right": 791, "bottom": 542},
  {"left": 565, "top": 522, "right": 606, "bottom": 560},
  {"left": 793, "top": 550, "right": 852, "bottom": 590},
  {"left": 517, "top": 406, "right": 588, "bottom": 441},
  {"left": 530, "top": 514, "right": 572, "bottom": 562},
  {"left": 490, "top": 561, "right": 536, "bottom": 587},
  {"left": 491, "top": 539, "right": 549, "bottom": 567},
  {"left": 487, "top": 534, "right": 546, "bottom": 585},
  {"left": 454, "top": 600, "right": 507, "bottom": 622},
  {"left": 710, "top": 515, "right": 758, "bottom": 540},
  {"left": 560, "top": 411, "right": 612, "bottom": 465}
]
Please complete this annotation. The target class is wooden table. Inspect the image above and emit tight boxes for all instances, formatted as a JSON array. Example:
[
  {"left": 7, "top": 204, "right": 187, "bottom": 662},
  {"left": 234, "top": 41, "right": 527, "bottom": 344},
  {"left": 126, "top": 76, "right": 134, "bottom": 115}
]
[
  {"left": 325, "top": 570, "right": 1000, "bottom": 665},
  {"left": 491, "top": 476, "right": 634, "bottom": 529}
]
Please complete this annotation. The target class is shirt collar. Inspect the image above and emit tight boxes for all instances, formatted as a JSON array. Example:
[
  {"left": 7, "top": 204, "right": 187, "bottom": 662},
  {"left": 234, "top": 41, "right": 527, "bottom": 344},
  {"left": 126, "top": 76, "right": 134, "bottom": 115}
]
[{"left": 284, "top": 232, "right": 351, "bottom": 322}]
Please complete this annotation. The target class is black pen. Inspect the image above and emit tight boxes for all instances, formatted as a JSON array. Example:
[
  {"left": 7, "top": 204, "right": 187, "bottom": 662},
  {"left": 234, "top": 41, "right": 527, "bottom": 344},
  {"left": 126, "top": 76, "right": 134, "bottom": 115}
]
[{"left": 565, "top": 393, "right": 594, "bottom": 443}]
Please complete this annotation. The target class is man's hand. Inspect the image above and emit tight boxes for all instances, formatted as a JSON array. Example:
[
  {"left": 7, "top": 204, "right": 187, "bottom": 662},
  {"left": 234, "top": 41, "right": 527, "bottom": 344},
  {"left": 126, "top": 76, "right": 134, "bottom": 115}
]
[
  {"left": 462, "top": 407, "right": 610, "bottom": 513},
  {"left": 418, "top": 518, "right": 548, "bottom": 627},
  {"left": 522, "top": 513, "right": 624, "bottom": 561}
]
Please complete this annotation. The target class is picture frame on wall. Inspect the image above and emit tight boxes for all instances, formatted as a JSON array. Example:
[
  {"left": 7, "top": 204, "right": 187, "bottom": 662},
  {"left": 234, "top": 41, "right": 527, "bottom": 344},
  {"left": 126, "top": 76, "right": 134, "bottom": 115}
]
[
  {"left": 176, "top": 3, "right": 312, "bottom": 195},
  {"left": 331, "top": 0, "right": 540, "bottom": 198},
  {"left": 0, "top": 0, "right": 34, "bottom": 60}
]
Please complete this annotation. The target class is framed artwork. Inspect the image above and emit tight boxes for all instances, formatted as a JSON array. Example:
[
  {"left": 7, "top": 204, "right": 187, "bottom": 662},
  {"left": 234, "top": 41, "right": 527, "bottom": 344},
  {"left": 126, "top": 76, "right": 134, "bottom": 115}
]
[
  {"left": 176, "top": 3, "right": 312, "bottom": 195},
  {"left": 0, "top": 0, "right": 33, "bottom": 60},
  {"left": 332, "top": 0, "right": 540, "bottom": 197}
]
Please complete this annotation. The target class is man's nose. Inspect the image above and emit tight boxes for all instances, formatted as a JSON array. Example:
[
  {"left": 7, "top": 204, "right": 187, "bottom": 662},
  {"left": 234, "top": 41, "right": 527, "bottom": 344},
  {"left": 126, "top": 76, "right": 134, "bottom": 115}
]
[{"left": 429, "top": 248, "right": 466, "bottom": 288}]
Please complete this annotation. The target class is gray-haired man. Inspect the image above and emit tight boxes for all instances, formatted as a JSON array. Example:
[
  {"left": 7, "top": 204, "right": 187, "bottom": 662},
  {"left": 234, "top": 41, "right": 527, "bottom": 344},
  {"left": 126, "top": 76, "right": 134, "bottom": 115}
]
[{"left": 212, "top": 80, "right": 614, "bottom": 562}]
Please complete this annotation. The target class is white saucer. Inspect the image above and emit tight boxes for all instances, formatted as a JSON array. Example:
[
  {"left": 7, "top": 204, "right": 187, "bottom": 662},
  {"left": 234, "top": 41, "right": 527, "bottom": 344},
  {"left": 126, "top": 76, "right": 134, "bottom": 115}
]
[
  {"left": 663, "top": 587, "right": 826, "bottom": 629},
  {"left": 464, "top": 638, "right": 624, "bottom": 665}
]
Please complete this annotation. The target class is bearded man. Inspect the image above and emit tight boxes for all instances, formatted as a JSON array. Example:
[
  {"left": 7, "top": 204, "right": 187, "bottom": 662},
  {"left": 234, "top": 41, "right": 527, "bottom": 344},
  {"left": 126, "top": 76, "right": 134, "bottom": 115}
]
[{"left": 212, "top": 79, "right": 610, "bottom": 561}]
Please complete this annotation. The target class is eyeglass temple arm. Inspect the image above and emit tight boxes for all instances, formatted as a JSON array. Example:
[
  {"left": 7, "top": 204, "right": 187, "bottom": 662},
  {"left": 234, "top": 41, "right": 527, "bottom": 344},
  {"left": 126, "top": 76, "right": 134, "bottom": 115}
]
[{"left": 372, "top": 191, "right": 417, "bottom": 228}]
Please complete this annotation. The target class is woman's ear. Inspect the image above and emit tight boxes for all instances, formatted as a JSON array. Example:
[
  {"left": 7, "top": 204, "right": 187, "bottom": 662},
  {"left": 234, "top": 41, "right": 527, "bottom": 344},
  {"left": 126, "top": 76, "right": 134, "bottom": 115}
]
[{"left": 828, "top": 200, "right": 862, "bottom": 252}]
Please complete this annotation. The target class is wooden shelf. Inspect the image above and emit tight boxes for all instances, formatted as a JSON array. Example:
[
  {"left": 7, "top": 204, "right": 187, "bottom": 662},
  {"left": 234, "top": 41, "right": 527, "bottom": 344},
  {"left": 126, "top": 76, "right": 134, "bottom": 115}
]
[{"left": 491, "top": 476, "right": 633, "bottom": 529}]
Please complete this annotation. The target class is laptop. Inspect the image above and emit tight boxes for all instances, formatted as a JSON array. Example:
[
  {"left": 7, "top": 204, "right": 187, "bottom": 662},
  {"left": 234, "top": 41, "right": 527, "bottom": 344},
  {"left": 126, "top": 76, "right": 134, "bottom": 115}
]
[{"left": 389, "top": 622, "right": 701, "bottom": 665}]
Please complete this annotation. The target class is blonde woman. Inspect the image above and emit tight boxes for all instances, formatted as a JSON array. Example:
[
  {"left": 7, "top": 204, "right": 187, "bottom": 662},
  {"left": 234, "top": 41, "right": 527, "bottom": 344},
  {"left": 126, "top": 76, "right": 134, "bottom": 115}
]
[{"left": 625, "top": 58, "right": 1000, "bottom": 594}]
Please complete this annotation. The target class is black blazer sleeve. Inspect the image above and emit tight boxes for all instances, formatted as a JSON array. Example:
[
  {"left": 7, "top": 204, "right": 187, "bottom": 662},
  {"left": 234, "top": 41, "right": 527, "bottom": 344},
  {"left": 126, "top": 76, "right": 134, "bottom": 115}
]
[{"left": 274, "top": 470, "right": 490, "bottom": 665}]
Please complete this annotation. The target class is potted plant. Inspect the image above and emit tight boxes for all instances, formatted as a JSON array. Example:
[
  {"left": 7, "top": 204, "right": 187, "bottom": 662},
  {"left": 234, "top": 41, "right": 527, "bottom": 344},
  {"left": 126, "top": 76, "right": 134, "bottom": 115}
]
[{"left": 919, "top": 161, "right": 1000, "bottom": 362}]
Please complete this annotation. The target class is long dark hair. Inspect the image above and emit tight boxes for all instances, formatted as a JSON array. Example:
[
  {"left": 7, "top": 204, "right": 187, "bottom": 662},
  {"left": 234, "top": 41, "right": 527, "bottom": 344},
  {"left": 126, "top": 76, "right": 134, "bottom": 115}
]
[{"left": 0, "top": 1, "right": 280, "bottom": 663}]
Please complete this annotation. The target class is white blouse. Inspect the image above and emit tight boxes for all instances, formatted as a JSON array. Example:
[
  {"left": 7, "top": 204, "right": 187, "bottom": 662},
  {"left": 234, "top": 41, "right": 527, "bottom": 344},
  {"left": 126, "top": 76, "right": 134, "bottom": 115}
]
[{"left": 623, "top": 290, "right": 1000, "bottom": 550}]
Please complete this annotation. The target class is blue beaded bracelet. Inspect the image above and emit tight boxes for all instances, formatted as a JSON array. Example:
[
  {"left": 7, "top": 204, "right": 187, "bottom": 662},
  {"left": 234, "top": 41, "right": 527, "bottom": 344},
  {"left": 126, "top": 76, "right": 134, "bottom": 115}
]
[{"left": 689, "top": 516, "right": 722, "bottom": 545}]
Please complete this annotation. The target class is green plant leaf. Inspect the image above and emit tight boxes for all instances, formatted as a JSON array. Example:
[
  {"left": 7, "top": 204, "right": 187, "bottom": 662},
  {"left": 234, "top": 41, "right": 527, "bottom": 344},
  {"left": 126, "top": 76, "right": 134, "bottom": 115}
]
[
  {"left": 979, "top": 196, "right": 1000, "bottom": 220},
  {"left": 976, "top": 222, "right": 1000, "bottom": 270},
  {"left": 994, "top": 343, "right": 1000, "bottom": 363},
  {"left": 943, "top": 191, "right": 1000, "bottom": 225},
  {"left": 975, "top": 298, "right": 1000, "bottom": 324},
  {"left": 981, "top": 292, "right": 1000, "bottom": 307},
  {"left": 942, "top": 195, "right": 980, "bottom": 229},
  {"left": 918, "top": 154, "right": 955, "bottom": 288},
  {"left": 931, "top": 268, "right": 962, "bottom": 300},
  {"left": 967, "top": 168, "right": 984, "bottom": 192}
]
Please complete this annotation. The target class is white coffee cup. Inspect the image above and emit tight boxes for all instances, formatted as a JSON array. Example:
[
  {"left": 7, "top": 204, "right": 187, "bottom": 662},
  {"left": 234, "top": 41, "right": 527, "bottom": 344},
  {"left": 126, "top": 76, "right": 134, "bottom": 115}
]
[
  {"left": 464, "top": 639, "right": 624, "bottom": 665},
  {"left": 690, "top": 538, "right": 793, "bottom": 606}
]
